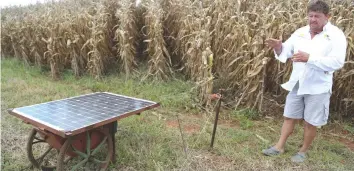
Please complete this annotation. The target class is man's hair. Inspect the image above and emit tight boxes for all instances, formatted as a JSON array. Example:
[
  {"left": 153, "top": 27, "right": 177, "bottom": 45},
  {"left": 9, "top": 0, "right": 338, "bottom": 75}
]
[{"left": 307, "top": 0, "right": 330, "bottom": 15}]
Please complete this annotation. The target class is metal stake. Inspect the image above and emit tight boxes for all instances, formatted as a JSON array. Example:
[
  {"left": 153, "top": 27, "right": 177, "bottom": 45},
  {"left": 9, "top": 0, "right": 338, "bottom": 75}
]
[{"left": 210, "top": 89, "right": 224, "bottom": 148}]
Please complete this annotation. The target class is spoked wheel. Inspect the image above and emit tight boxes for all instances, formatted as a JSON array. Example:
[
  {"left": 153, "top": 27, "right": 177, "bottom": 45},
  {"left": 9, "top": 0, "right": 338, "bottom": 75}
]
[
  {"left": 27, "top": 128, "right": 62, "bottom": 170},
  {"left": 57, "top": 129, "right": 113, "bottom": 171}
]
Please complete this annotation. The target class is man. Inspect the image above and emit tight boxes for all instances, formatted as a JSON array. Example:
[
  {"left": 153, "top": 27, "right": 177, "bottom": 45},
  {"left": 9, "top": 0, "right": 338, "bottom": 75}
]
[{"left": 262, "top": 0, "right": 347, "bottom": 163}]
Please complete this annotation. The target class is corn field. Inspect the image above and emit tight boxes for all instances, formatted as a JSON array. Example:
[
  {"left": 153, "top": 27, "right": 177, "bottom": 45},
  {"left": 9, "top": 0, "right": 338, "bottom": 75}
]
[{"left": 1, "top": 0, "right": 354, "bottom": 118}]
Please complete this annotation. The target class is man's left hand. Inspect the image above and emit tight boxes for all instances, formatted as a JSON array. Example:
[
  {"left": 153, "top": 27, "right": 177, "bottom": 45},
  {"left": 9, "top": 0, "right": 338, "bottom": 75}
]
[{"left": 292, "top": 51, "right": 309, "bottom": 62}]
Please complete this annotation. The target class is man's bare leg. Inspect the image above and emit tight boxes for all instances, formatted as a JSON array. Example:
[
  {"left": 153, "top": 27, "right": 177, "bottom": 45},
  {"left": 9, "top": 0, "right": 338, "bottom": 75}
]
[
  {"left": 274, "top": 117, "right": 298, "bottom": 152},
  {"left": 299, "top": 121, "right": 317, "bottom": 153},
  {"left": 290, "top": 121, "right": 317, "bottom": 162}
]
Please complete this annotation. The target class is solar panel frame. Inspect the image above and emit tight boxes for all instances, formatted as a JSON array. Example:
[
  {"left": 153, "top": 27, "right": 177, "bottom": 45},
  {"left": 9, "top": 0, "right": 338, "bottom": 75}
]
[{"left": 8, "top": 92, "right": 160, "bottom": 138}]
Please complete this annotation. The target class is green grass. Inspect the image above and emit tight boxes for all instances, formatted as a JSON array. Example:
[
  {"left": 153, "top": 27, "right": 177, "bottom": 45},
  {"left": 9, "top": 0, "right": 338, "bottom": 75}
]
[{"left": 1, "top": 58, "right": 354, "bottom": 171}]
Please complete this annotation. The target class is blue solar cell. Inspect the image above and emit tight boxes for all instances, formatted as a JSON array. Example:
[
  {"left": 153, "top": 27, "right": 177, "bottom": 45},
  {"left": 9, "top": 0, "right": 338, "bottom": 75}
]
[{"left": 10, "top": 92, "right": 159, "bottom": 133}]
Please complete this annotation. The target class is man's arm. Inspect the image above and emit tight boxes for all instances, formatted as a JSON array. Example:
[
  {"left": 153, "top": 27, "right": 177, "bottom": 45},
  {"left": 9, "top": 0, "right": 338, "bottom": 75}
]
[{"left": 266, "top": 34, "right": 295, "bottom": 63}]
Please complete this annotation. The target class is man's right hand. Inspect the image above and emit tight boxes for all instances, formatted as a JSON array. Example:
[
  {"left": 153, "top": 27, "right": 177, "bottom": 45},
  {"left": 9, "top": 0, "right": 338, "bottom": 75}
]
[{"left": 265, "top": 38, "right": 282, "bottom": 55}]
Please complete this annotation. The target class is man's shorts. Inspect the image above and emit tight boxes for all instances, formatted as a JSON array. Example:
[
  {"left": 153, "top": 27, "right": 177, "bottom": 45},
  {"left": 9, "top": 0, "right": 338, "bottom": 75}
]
[{"left": 284, "top": 83, "right": 331, "bottom": 126}]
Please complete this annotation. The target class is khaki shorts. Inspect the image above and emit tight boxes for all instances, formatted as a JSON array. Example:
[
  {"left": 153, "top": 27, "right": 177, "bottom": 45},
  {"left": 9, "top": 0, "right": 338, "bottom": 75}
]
[{"left": 284, "top": 83, "right": 331, "bottom": 126}]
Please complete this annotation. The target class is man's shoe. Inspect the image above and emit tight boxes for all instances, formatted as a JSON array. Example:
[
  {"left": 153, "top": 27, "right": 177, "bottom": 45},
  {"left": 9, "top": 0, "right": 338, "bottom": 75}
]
[
  {"left": 291, "top": 152, "right": 306, "bottom": 163},
  {"left": 262, "top": 146, "right": 283, "bottom": 156}
]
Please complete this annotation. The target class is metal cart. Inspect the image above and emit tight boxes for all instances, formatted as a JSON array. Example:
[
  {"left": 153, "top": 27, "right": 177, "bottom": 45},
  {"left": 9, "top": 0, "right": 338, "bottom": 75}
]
[{"left": 7, "top": 92, "right": 159, "bottom": 171}]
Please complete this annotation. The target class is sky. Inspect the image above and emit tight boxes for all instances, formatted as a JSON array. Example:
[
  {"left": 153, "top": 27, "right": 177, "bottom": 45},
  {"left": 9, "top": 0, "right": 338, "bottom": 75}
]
[{"left": 0, "top": 0, "right": 48, "bottom": 8}]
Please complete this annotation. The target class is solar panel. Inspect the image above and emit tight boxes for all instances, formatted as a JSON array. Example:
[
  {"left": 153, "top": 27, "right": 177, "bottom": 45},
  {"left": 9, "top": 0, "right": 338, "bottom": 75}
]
[{"left": 8, "top": 92, "right": 159, "bottom": 137}]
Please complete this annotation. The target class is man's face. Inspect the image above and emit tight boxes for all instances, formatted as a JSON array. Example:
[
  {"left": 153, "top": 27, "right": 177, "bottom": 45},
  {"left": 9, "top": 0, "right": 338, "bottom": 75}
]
[{"left": 308, "top": 11, "right": 329, "bottom": 32}]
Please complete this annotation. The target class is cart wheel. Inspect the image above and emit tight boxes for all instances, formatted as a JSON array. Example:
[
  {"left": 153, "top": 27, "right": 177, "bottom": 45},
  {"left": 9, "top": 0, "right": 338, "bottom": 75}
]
[
  {"left": 57, "top": 129, "right": 113, "bottom": 171},
  {"left": 27, "top": 128, "right": 58, "bottom": 169}
]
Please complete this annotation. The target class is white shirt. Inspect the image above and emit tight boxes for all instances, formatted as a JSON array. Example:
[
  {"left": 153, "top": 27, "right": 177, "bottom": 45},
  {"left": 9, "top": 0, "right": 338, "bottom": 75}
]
[{"left": 275, "top": 22, "right": 347, "bottom": 95}]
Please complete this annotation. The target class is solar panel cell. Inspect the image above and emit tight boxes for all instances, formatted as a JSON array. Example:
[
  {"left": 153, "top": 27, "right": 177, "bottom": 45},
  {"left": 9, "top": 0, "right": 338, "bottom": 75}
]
[{"left": 9, "top": 92, "right": 159, "bottom": 137}]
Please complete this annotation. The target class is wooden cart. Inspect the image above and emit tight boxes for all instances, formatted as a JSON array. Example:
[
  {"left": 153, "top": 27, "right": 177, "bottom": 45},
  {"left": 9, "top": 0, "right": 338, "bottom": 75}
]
[{"left": 8, "top": 92, "right": 159, "bottom": 171}]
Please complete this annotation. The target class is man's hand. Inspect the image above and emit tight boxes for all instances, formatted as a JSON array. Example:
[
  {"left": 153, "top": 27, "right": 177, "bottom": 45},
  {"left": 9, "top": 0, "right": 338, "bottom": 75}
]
[
  {"left": 292, "top": 51, "right": 309, "bottom": 62},
  {"left": 265, "top": 38, "right": 282, "bottom": 55}
]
